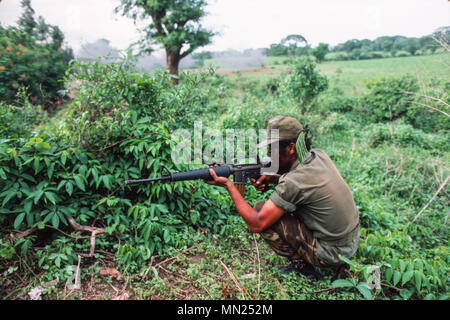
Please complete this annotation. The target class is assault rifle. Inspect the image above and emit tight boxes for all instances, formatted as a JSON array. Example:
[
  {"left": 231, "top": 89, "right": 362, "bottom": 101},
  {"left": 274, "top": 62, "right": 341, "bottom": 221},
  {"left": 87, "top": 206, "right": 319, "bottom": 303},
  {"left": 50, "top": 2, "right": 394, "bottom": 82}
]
[{"left": 124, "top": 161, "right": 272, "bottom": 195}]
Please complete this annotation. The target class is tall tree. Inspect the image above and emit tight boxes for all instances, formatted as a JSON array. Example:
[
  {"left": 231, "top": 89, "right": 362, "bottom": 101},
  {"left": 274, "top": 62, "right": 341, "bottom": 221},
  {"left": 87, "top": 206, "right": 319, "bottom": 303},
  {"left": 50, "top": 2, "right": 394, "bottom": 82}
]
[
  {"left": 312, "top": 43, "right": 329, "bottom": 63},
  {"left": 281, "top": 34, "right": 307, "bottom": 57},
  {"left": 17, "top": 0, "right": 37, "bottom": 35},
  {"left": 116, "top": 0, "right": 214, "bottom": 84}
]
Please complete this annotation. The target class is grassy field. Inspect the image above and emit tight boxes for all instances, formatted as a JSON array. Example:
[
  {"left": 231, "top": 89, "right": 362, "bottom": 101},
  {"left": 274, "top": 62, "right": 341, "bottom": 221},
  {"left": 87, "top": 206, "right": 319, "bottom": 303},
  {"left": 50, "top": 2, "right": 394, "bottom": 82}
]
[
  {"left": 221, "top": 53, "right": 450, "bottom": 96},
  {"left": 316, "top": 53, "right": 450, "bottom": 95}
]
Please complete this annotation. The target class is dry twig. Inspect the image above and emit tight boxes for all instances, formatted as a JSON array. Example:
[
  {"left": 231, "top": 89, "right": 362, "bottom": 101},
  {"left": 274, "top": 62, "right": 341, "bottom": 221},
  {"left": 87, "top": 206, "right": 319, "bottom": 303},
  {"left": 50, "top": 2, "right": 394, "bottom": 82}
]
[
  {"left": 253, "top": 235, "right": 261, "bottom": 300},
  {"left": 412, "top": 175, "right": 449, "bottom": 223},
  {"left": 219, "top": 260, "right": 253, "bottom": 300}
]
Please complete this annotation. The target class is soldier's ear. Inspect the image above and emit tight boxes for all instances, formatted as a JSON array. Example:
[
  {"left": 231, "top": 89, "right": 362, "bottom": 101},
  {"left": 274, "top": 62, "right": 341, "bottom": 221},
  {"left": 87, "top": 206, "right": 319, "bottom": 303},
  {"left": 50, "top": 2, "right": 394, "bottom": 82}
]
[{"left": 288, "top": 142, "right": 296, "bottom": 155}]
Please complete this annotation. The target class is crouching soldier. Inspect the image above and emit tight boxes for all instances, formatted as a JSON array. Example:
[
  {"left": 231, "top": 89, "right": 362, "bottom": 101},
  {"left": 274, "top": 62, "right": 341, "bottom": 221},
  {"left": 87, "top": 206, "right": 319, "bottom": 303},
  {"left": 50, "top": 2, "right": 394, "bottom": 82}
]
[{"left": 204, "top": 116, "right": 360, "bottom": 280}]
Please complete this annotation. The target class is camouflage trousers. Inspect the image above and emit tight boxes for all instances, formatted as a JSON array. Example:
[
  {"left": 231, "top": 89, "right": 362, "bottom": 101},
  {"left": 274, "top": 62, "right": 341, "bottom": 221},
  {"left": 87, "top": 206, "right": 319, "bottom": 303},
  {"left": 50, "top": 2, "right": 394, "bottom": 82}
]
[{"left": 254, "top": 201, "right": 325, "bottom": 267}]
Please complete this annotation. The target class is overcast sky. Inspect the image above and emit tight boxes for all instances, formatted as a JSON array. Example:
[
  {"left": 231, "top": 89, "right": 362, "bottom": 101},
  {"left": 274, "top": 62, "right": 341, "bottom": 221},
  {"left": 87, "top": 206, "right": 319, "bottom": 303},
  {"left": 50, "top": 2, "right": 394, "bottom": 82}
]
[{"left": 0, "top": 0, "right": 449, "bottom": 55}]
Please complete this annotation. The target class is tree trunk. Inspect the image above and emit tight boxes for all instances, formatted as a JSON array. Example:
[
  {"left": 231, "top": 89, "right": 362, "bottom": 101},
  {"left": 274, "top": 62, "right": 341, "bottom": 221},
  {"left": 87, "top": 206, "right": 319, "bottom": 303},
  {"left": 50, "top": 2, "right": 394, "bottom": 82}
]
[{"left": 166, "top": 50, "right": 180, "bottom": 85}]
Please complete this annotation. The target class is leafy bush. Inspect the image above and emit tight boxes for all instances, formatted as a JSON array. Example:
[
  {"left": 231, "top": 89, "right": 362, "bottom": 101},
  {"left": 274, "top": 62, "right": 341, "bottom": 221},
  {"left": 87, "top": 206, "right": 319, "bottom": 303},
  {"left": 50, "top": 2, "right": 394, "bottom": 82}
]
[
  {"left": 0, "top": 89, "right": 47, "bottom": 138},
  {"left": 0, "top": 25, "right": 72, "bottom": 105},
  {"left": 395, "top": 51, "right": 412, "bottom": 58},
  {"left": 0, "top": 59, "right": 232, "bottom": 278},
  {"left": 325, "top": 52, "right": 350, "bottom": 61},
  {"left": 280, "top": 57, "right": 328, "bottom": 110},
  {"left": 364, "top": 121, "right": 448, "bottom": 152},
  {"left": 405, "top": 81, "right": 450, "bottom": 133},
  {"left": 318, "top": 87, "right": 359, "bottom": 113},
  {"left": 359, "top": 76, "right": 419, "bottom": 122}
]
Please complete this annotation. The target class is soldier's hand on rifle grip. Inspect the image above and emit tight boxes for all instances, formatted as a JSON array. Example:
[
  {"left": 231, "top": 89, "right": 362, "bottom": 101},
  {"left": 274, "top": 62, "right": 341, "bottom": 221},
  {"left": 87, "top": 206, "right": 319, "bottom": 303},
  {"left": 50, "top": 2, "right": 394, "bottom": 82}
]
[{"left": 250, "top": 175, "right": 278, "bottom": 191}]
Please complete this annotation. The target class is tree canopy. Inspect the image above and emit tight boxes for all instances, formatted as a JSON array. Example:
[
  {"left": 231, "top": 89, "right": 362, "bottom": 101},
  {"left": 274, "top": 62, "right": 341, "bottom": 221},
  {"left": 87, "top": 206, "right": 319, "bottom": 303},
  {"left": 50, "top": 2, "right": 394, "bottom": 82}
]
[{"left": 116, "top": 0, "right": 215, "bottom": 83}]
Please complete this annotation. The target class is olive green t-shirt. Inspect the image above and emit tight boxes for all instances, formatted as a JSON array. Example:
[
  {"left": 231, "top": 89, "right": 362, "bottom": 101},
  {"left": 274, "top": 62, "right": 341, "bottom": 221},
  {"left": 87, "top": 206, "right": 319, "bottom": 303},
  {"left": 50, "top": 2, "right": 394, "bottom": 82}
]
[{"left": 269, "top": 149, "right": 359, "bottom": 242}]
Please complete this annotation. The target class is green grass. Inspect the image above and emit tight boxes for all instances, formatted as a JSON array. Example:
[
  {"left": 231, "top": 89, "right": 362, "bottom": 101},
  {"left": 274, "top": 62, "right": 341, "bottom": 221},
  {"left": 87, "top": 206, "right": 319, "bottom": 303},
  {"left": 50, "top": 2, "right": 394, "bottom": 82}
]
[
  {"left": 263, "top": 53, "right": 450, "bottom": 96},
  {"left": 317, "top": 53, "right": 450, "bottom": 96}
]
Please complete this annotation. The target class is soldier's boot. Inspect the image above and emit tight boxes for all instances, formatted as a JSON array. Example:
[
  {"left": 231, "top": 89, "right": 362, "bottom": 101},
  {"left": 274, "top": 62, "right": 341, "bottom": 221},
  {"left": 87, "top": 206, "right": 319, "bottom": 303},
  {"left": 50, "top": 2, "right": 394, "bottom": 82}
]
[
  {"left": 278, "top": 258, "right": 318, "bottom": 281},
  {"left": 331, "top": 263, "right": 350, "bottom": 282}
]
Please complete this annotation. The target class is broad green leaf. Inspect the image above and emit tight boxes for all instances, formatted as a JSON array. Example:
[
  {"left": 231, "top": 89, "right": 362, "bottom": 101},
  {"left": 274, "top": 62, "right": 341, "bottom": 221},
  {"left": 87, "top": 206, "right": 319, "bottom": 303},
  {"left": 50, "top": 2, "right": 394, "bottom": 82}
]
[
  {"left": 401, "top": 270, "right": 414, "bottom": 285},
  {"left": 414, "top": 271, "right": 423, "bottom": 292},
  {"left": 356, "top": 282, "right": 373, "bottom": 300},
  {"left": 44, "top": 157, "right": 50, "bottom": 168},
  {"left": 51, "top": 213, "right": 60, "bottom": 229},
  {"left": 26, "top": 212, "right": 34, "bottom": 227},
  {"left": 65, "top": 182, "right": 73, "bottom": 196},
  {"left": 424, "top": 293, "right": 435, "bottom": 300},
  {"left": 399, "top": 288, "right": 414, "bottom": 300},
  {"left": 61, "top": 152, "right": 67, "bottom": 165},
  {"left": 163, "top": 229, "right": 170, "bottom": 243},
  {"left": 331, "top": 279, "right": 354, "bottom": 288},
  {"left": 0, "top": 168, "right": 6, "bottom": 180},
  {"left": 74, "top": 175, "right": 85, "bottom": 191},
  {"left": 57, "top": 180, "right": 67, "bottom": 191},
  {"left": 415, "top": 259, "right": 423, "bottom": 273},
  {"left": 338, "top": 255, "right": 356, "bottom": 267},
  {"left": 45, "top": 192, "right": 57, "bottom": 205},
  {"left": 102, "top": 175, "right": 111, "bottom": 189},
  {"left": 33, "top": 190, "right": 44, "bottom": 204},
  {"left": 393, "top": 270, "right": 402, "bottom": 286},
  {"left": 24, "top": 200, "right": 32, "bottom": 214},
  {"left": 79, "top": 165, "right": 87, "bottom": 177},
  {"left": 144, "top": 223, "right": 151, "bottom": 242},
  {"left": 14, "top": 212, "right": 26, "bottom": 229},
  {"left": 385, "top": 267, "right": 394, "bottom": 283},
  {"left": 33, "top": 157, "right": 40, "bottom": 174},
  {"left": 47, "top": 163, "right": 55, "bottom": 179},
  {"left": 158, "top": 204, "right": 169, "bottom": 214},
  {"left": 55, "top": 256, "right": 61, "bottom": 268},
  {"left": 21, "top": 173, "right": 36, "bottom": 183},
  {"left": 2, "top": 190, "right": 16, "bottom": 207},
  {"left": 399, "top": 260, "right": 407, "bottom": 273}
]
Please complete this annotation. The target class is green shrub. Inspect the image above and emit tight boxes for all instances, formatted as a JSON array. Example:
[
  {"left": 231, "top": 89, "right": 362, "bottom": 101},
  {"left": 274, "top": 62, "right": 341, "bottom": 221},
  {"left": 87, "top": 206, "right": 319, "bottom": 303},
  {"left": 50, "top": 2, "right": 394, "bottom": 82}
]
[
  {"left": 0, "top": 59, "right": 232, "bottom": 276},
  {"left": 0, "top": 25, "right": 72, "bottom": 105},
  {"left": 280, "top": 57, "right": 328, "bottom": 110},
  {"left": 405, "top": 82, "right": 450, "bottom": 132},
  {"left": 325, "top": 52, "right": 349, "bottom": 61},
  {"left": 0, "top": 89, "right": 47, "bottom": 138},
  {"left": 395, "top": 51, "right": 412, "bottom": 58},
  {"left": 318, "top": 87, "right": 359, "bottom": 113},
  {"left": 359, "top": 76, "right": 419, "bottom": 122},
  {"left": 364, "top": 121, "right": 448, "bottom": 152}
]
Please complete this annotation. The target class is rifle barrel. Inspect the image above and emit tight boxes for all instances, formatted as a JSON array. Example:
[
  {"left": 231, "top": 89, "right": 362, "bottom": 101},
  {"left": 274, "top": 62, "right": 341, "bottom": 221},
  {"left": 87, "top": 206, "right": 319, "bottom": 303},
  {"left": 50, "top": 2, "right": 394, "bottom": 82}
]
[{"left": 124, "top": 176, "right": 171, "bottom": 185}]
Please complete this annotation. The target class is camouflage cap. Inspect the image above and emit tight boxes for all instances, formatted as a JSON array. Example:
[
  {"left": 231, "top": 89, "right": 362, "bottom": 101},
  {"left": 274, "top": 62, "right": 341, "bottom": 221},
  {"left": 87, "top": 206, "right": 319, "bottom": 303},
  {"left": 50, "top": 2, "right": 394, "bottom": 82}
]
[{"left": 257, "top": 116, "right": 304, "bottom": 148}]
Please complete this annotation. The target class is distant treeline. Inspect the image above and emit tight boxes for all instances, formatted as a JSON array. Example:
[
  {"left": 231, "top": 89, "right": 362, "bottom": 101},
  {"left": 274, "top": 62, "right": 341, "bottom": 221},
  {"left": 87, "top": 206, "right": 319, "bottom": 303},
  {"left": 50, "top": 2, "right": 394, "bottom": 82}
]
[
  {"left": 266, "top": 26, "right": 449, "bottom": 61},
  {"left": 194, "top": 26, "right": 449, "bottom": 63}
]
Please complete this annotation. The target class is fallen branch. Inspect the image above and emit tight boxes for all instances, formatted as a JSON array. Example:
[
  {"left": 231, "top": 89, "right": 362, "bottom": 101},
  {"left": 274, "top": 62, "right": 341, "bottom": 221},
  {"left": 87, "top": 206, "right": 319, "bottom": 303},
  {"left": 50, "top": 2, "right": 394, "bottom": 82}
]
[
  {"left": 381, "top": 282, "right": 401, "bottom": 292},
  {"left": 311, "top": 287, "right": 336, "bottom": 294},
  {"left": 219, "top": 259, "right": 253, "bottom": 300},
  {"left": 67, "top": 218, "right": 105, "bottom": 257},
  {"left": 253, "top": 234, "right": 261, "bottom": 300},
  {"left": 154, "top": 243, "right": 202, "bottom": 268},
  {"left": 5, "top": 227, "right": 37, "bottom": 242},
  {"left": 412, "top": 175, "right": 449, "bottom": 223}
]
